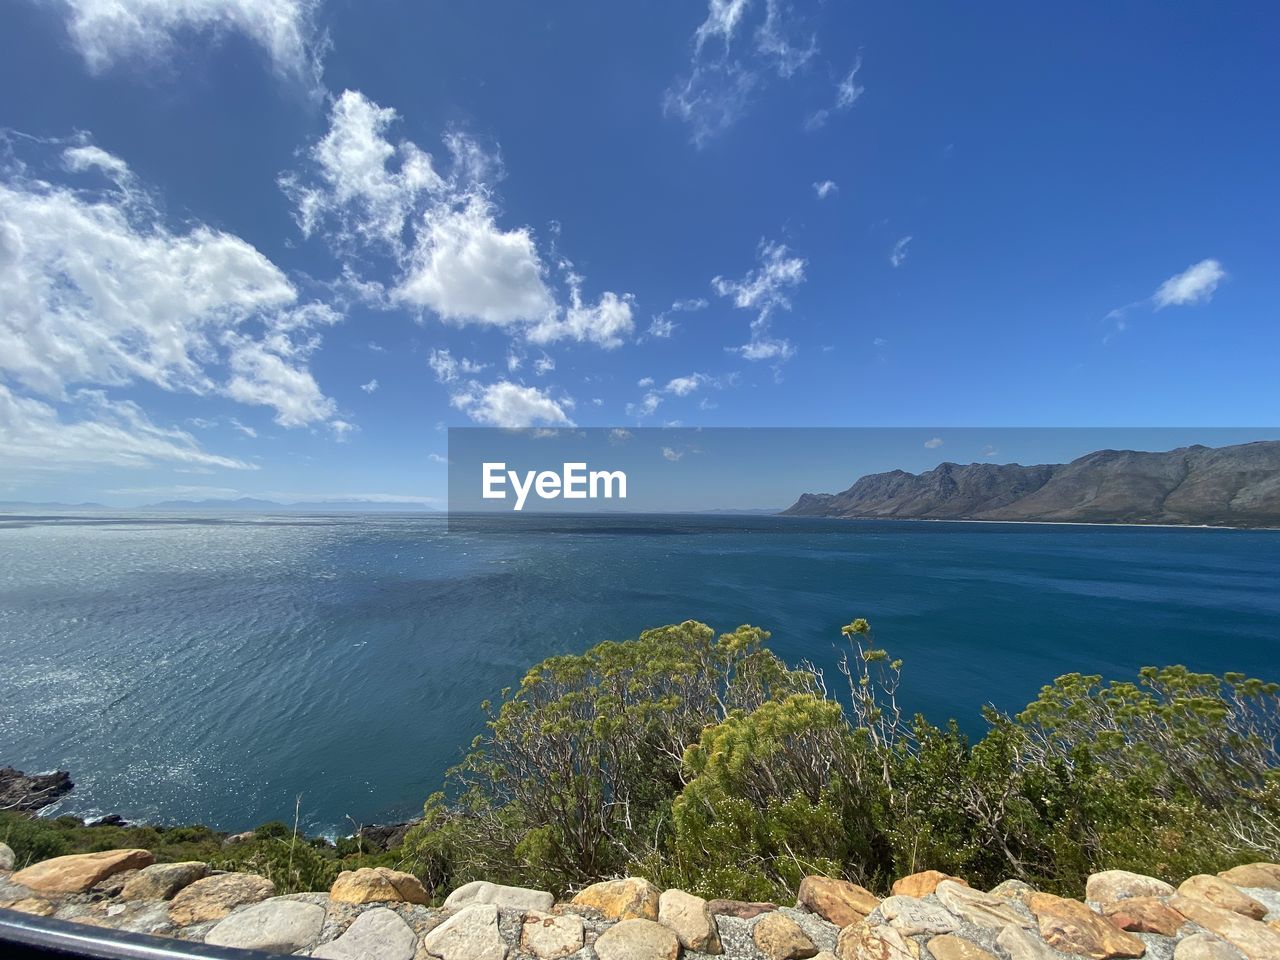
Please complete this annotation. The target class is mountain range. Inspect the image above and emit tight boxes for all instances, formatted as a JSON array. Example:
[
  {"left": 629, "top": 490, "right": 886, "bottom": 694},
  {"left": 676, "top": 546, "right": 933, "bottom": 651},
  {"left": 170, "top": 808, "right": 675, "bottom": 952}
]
[{"left": 781, "top": 441, "right": 1280, "bottom": 527}]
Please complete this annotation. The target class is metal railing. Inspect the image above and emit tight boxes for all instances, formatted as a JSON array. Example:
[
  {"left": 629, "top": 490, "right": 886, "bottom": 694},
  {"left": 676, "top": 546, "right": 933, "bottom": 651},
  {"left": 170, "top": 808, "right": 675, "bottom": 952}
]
[{"left": 0, "top": 908, "right": 289, "bottom": 959}]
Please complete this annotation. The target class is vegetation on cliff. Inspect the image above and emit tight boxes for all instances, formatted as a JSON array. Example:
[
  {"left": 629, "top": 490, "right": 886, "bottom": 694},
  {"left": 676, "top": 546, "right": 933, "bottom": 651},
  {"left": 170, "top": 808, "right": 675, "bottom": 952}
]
[{"left": 403, "top": 618, "right": 1280, "bottom": 902}]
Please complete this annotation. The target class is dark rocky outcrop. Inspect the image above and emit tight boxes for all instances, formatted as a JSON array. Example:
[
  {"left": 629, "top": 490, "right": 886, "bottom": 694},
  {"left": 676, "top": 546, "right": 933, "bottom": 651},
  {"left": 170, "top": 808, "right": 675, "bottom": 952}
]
[
  {"left": 782, "top": 441, "right": 1280, "bottom": 528},
  {"left": 0, "top": 767, "right": 73, "bottom": 812}
]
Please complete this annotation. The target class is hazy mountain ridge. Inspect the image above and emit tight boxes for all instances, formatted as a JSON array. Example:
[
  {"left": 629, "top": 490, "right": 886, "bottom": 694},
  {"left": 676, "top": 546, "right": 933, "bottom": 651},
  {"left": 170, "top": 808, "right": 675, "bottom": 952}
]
[{"left": 782, "top": 441, "right": 1280, "bottom": 527}]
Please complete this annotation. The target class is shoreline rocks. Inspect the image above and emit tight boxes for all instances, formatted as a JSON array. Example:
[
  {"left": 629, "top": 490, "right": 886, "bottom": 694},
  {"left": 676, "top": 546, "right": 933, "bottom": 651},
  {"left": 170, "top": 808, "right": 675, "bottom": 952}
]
[{"left": 0, "top": 767, "right": 73, "bottom": 813}]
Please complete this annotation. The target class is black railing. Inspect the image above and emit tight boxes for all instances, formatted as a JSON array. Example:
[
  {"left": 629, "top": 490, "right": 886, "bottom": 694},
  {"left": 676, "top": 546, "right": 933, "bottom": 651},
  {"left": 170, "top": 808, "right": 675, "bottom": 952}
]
[{"left": 0, "top": 909, "right": 289, "bottom": 960}]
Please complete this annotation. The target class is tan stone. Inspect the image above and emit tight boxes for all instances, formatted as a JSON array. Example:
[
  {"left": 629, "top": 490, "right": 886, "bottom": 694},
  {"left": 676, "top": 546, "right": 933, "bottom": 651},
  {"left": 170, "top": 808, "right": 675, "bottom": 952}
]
[
  {"left": 1173, "top": 933, "right": 1248, "bottom": 960},
  {"left": 10, "top": 849, "right": 154, "bottom": 894},
  {"left": 935, "top": 880, "right": 1032, "bottom": 930},
  {"left": 4, "top": 897, "right": 55, "bottom": 916},
  {"left": 658, "top": 888, "right": 721, "bottom": 953},
  {"left": 330, "top": 867, "right": 429, "bottom": 905},
  {"left": 121, "top": 861, "right": 207, "bottom": 901},
  {"left": 593, "top": 918, "right": 680, "bottom": 960},
  {"left": 989, "top": 879, "right": 1036, "bottom": 902},
  {"left": 1100, "top": 896, "right": 1186, "bottom": 936},
  {"left": 835, "top": 921, "right": 918, "bottom": 960},
  {"left": 571, "top": 877, "right": 661, "bottom": 921},
  {"left": 168, "top": 872, "right": 275, "bottom": 926},
  {"left": 926, "top": 934, "right": 998, "bottom": 960},
  {"left": 1025, "top": 891, "right": 1146, "bottom": 959},
  {"left": 1168, "top": 895, "right": 1280, "bottom": 960},
  {"left": 891, "top": 870, "right": 967, "bottom": 898},
  {"left": 520, "top": 911, "right": 585, "bottom": 960},
  {"left": 796, "top": 875, "right": 879, "bottom": 927},
  {"left": 1085, "top": 869, "right": 1175, "bottom": 902},
  {"left": 752, "top": 912, "right": 818, "bottom": 960},
  {"left": 707, "top": 898, "right": 777, "bottom": 918},
  {"left": 996, "top": 924, "right": 1058, "bottom": 960},
  {"left": 1178, "top": 875, "right": 1267, "bottom": 919},
  {"left": 1217, "top": 862, "right": 1280, "bottom": 891}
]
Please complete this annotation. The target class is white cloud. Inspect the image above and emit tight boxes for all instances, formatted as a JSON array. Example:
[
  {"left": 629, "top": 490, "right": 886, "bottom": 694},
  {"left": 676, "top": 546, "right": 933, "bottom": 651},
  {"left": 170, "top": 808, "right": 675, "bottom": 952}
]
[
  {"left": 813, "top": 179, "right": 838, "bottom": 199},
  {"left": 662, "top": 446, "right": 684, "bottom": 462},
  {"left": 449, "top": 380, "right": 574, "bottom": 428},
  {"left": 427, "top": 348, "right": 486, "bottom": 384},
  {"left": 0, "top": 385, "right": 254, "bottom": 472},
  {"left": 648, "top": 316, "right": 677, "bottom": 339},
  {"left": 665, "top": 0, "right": 817, "bottom": 146},
  {"left": 981, "top": 444, "right": 998, "bottom": 458},
  {"left": 924, "top": 437, "right": 943, "bottom": 449},
  {"left": 626, "top": 391, "right": 662, "bottom": 419},
  {"left": 533, "top": 353, "right": 556, "bottom": 376},
  {"left": 713, "top": 239, "right": 805, "bottom": 360},
  {"left": 609, "top": 427, "right": 632, "bottom": 442},
  {"left": 1153, "top": 258, "right": 1226, "bottom": 308},
  {"left": 43, "top": 0, "right": 327, "bottom": 90},
  {"left": 646, "top": 296, "right": 708, "bottom": 340},
  {"left": 637, "top": 377, "right": 655, "bottom": 388},
  {"left": 428, "top": 452, "right": 449, "bottom": 464},
  {"left": 286, "top": 90, "right": 630, "bottom": 346},
  {"left": 665, "top": 372, "right": 709, "bottom": 396},
  {"left": 806, "top": 58, "right": 864, "bottom": 131},
  {"left": 890, "top": 235, "right": 912, "bottom": 267},
  {"left": 506, "top": 351, "right": 523, "bottom": 372},
  {"left": 0, "top": 135, "right": 341, "bottom": 431},
  {"left": 229, "top": 417, "right": 257, "bottom": 437},
  {"left": 360, "top": 378, "right": 379, "bottom": 393}
]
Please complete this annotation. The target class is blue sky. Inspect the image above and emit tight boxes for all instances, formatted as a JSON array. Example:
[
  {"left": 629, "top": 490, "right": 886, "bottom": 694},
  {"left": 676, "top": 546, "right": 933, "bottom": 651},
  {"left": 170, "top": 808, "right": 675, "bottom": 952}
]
[{"left": 1, "top": 1, "right": 1277, "bottom": 506}]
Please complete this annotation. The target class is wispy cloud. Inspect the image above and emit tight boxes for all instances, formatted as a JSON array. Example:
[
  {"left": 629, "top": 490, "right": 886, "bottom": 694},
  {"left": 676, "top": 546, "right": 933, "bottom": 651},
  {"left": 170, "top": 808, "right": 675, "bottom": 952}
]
[
  {"left": 924, "top": 437, "right": 943, "bottom": 449},
  {"left": 813, "top": 179, "right": 838, "bottom": 199},
  {"left": 714, "top": 239, "right": 805, "bottom": 360},
  {"left": 889, "top": 235, "right": 912, "bottom": 267},
  {"left": 1105, "top": 258, "right": 1227, "bottom": 340},
  {"left": 805, "top": 57, "right": 864, "bottom": 131}
]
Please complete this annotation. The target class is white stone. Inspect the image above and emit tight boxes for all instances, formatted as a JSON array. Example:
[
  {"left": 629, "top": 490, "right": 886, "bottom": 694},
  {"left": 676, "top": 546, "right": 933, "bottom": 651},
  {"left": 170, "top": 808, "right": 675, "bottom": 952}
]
[
  {"left": 205, "top": 899, "right": 325, "bottom": 954},
  {"left": 878, "top": 895, "right": 959, "bottom": 935},
  {"left": 312, "top": 907, "right": 416, "bottom": 960},
  {"left": 0, "top": 842, "right": 14, "bottom": 871},
  {"left": 996, "top": 924, "right": 1057, "bottom": 960},
  {"left": 520, "top": 911, "right": 585, "bottom": 960},
  {"left": 421, "top": 903, "right": 507, "bottom": 960},
  {"left": 443, "top": 879, "right": 554, "bottom": 913}
]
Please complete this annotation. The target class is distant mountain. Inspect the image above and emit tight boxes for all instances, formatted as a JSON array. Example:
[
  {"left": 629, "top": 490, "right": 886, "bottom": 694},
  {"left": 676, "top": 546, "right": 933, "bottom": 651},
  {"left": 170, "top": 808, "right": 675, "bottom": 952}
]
[
  {"left": 141, "top": 497, "right": 439, "bottom": 512},
  {"left": 782, "top": 441, "right": 1280, "bottom": 528},
  {"left": 0, "top": 501, "right": 106, "bottom": 510}
]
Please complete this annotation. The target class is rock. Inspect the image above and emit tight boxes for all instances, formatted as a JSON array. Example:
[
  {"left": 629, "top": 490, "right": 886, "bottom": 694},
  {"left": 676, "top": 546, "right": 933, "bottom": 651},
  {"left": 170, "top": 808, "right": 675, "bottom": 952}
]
[
  {"left": 11, "top": 849, "right": 154, "bottom": 894},
  {"left": 330, "top": 867, "right": 429, "bottom": 905},
  {"left": 796, "top": 876, "right": 879, "bottom": 927},
  {"left": 752, "top": 911, "right": 818, "bottom": 960},
  {"left": 223, "top": 831, "right": 255, "bottom": 846},
  {"left": 205, "top": 898, "right": 325, "bottom": 954},
  {"left": 926, "top": 934, "right": 998, "bottom": 960},
  {"left": 878, "top": 895, "right": 959, "bottom": 936},
  {"left": 835, "top": 921, "right": 917, "bottom": 960},
  {"left": 168, "top": 872, "right": 275, "bottom": 926},
  {"left": 1173, "top": 934, "right": 1247, "bottom": 960},
  {"left": 1168, "top": 895, "right": 1280, "bottom": 960},
  {"left": 891, "top": 870, "right": 967, "bottom": 898},
  {"left": 708, "top": 898, "right": 778, "bottom": 919},
  {"left": 990, "top": 880, "right": 1036, "bottom": 902},
  {"left": 0, "top": 842, "right": 14, "bottom": 872},
  {"left": 313, "top": 907, "right": 417, "bottom": 960},
  {"left": 658, "top": 888, "right": 722, "bottom": 953},
  {"left": 571, "top": 877, "right": 661, "bottom": 921},
  {"left": 121, "top": 861, "right": 208, "bottom": 901},
  {"left": 935, "top": 880, "right": 1032, "bottom": 929},
  {"left": 593, "top": 918, "right": 680, "bottom": 960},
  {"left": 445, "top": 885, "right": 550, "bottom": 911},
  {"left": 1085, "top": 870, "right": 1176, "bottom": 902},
  {"left": 997, "top": 924, "right": 1058, "bottom": 960},
  {"left": 1217, "top": 863, "right": 1280, "bottom": 891},
  {"left": 1025, "top": 891, "right": 1146, "bottom": 959},
  {"left": 1100, "top": 897, "right": 1186, "bottom": 936},
  {"left": 354, "top": 819, "right": 420, "bottom": 852},
  {"left": 444, "top": 879, "right": 554, "bottom": 912},
  {"left": 0, "top": 767, "right": 73, "bottom": 812},
  {"left": 421, "top": 903, "right": 507, "bottom": 960},
  {"left": 91, "top": 868, "right": 140, "bottom": 898},
  {"left": 519, "top": 911, "right": 585, "bottom": 960},
  {"left": 1178, "top": 875, "right": 1268, "bottom": 919},
  {"left": 5, "top": 898, "right": 55, "bottom": 916}
]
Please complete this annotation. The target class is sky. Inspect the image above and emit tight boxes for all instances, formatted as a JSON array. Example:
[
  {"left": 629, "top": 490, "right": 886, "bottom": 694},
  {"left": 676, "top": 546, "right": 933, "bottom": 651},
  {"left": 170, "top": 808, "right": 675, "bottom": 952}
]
[{"left": 0, "top": 0, "right": 1277, "bottom": 506}]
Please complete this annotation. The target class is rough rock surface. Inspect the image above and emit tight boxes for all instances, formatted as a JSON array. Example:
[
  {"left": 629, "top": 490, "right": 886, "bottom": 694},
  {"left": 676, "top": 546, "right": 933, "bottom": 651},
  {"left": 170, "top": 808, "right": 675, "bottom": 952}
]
[
  {"left": 11, "top": 849, "right": 155, "bottom": 894},
  {"left": 0, "top": 842, "right": 14, "bottom": 871},
  {"left": 835, "top": 921, "right": 917, "bottom": 960},
  {"left": 168, "top": 872, "right": 275, "bottom": 926},
  {"left": 593, "top": 918, "right": 680, "bottom": 960},
  {"left": 752, "top": 911, "right": 817, "bottom": 960},
  {"left": 928, "top": 933, "right": 1000, "bottom": 960},
  {"left": 658, "top": 888, "right": 721, "bottom": 953},
  {"left": 331, "top": 867, "right": 429, "bottom": 905},
  {"left": 572, "top": 878, "right": 662, "bottom": 921},
  {"left": 796, "top": 876, "right": 879, "bottom": 927},
  {"left": 1177, "top": 875, "right": 1267, "bottom": 920},
  {"left": 0, "top": 767, "right": 73, "bottom": 812},
  {"left": 121, "top": 862, "right": 208, "bottom": 901},
  {"left": 1172, "top": 932, "right": 1248, "bottom": 959},
  {"left": 1168, "top": 895, "right": 1280, "bottom": 960},
  {"left": 204, "top": 898, "right": 325, "bottom": 953},
  {"left": 1086, "top": 870, "right": 1177, "bottom": 903},
  {"left": 891, "top": 870, "right": 967, "bottom": 898},
  {"left": 444, "top": 879, "right": 554, "bottom": 912},
  {"left": 878, "top": 894, "right": 960, "bottom": 936},
  {"left": 1100, "top": 896, "right": 1187, "bottom": 936},
  {"left": 935, "top": 880, "right": 1032, "bottom": 930},
  {"left": 313, "top": 906, "right": 418, "bottom": 960},
  {"left": 1217, "top": 864, "right": 1280, "bottom": 891},
  {"left": 708, "top": 899, "right": 778, "bottom": 919},
  {"left": 1026, "top": 891, "right": 1147, "bottom": 959},
  {"left": 520, "top": 911, "right": 586, "bottom": 960},
  {"left": 420, "top": 903, "right": 507, "bottom": 960}
]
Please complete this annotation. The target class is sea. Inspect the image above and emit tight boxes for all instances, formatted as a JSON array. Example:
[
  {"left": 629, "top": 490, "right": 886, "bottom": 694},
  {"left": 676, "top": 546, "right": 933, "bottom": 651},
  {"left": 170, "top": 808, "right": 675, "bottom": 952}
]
[{"left": 1, "top": 512, "right": 1277, "bottom": 836}]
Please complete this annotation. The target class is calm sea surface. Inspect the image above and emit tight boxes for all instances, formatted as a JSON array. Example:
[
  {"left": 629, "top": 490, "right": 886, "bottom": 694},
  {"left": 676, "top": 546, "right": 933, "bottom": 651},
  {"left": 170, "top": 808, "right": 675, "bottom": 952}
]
[{"left": 1, "top": 513, "right": 1277, "bottom": 835}]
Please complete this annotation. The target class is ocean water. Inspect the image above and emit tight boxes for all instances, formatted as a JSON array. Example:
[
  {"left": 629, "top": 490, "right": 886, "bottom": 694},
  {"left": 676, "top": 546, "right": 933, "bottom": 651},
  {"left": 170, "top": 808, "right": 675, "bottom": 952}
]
[{"left": 1, "top": 512, "right": 1277, "bottom": 835}]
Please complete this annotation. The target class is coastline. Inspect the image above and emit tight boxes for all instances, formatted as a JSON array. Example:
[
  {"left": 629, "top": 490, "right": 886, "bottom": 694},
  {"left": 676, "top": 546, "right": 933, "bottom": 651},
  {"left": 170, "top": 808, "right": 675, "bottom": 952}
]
[{"left": 777, "top": 513, "right": 1280, "bottom": 531}]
